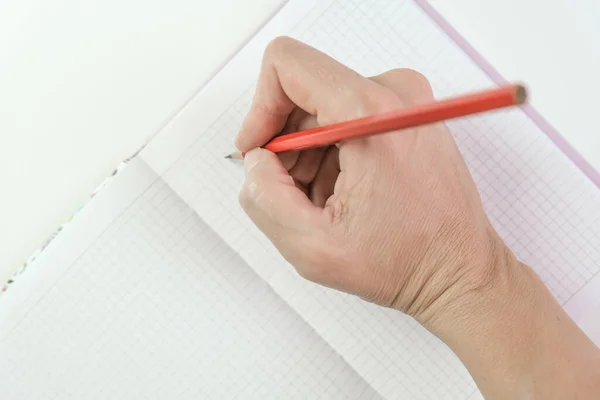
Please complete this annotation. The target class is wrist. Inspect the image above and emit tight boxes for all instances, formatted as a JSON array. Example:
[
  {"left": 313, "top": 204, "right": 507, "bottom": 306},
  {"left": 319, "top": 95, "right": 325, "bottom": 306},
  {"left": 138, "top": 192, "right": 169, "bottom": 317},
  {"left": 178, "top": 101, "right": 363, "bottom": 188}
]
[
  {"left": 409, "top": 223, "right": 524, "bottom": 336},
  {"left": 420, "top": 230, "right": 600, "bottom": 398}
]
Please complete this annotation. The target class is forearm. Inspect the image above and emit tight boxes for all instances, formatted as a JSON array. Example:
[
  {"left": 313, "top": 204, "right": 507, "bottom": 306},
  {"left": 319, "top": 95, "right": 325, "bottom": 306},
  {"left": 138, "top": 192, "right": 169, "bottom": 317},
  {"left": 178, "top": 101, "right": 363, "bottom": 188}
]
[{"left": 431, "top": 253, "right": 600, "bottom": 399}]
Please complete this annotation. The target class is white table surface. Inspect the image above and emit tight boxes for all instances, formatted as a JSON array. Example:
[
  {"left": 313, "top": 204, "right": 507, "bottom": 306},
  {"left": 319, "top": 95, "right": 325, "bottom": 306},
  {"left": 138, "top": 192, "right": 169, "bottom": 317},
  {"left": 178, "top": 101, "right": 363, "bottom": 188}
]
[{"left": 1, "top": 0, "right": 599, "bottom": 343}]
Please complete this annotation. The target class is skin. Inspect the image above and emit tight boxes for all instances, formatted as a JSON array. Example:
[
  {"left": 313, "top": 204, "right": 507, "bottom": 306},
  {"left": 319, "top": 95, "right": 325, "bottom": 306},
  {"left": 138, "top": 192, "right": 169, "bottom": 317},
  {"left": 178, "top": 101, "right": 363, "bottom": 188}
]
[{"left": 236, "top": 36, "right": 600, "bottom": 399}]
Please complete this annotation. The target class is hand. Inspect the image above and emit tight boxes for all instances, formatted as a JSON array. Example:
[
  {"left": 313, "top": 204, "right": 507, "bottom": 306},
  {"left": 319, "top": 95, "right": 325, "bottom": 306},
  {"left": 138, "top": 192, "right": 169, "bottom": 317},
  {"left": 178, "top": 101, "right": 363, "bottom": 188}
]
[
  {"left": 236, "top": 36, "right": 502, "bottom": 329},
  {"left": 236, "top": 37, "right": 600, "bottom": 399}
]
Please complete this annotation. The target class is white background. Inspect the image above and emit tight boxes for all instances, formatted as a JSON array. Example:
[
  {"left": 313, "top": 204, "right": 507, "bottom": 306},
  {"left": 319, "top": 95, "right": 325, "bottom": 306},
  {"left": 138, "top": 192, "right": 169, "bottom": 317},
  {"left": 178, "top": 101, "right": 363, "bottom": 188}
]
[{"left": 1, "top": 0, "right": 599, "bottom": 339}]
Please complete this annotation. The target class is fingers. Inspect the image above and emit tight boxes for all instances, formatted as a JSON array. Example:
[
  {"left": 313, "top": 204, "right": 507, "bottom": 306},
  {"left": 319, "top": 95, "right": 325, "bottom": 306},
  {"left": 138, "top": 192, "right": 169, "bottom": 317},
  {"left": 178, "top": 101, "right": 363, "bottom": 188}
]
[
  {"left": 277, "top": 151, "right": 300, "bottom": 170},
  {"left": 236, "top": 36, "right": 399, "bottom": 152},
  {"left": 310, "top": 146, "right": 340, "bottom": 207},
  {"left": 288, "top": 148, "right": 327, "bottom": 187},
  {"left": 276, "top": 111, "right": 319, "bottom": 173},
  {"left": 239, "top": 148, "right": 325, "bottom": 247},
  {"left": 281, "top": 108, "right": 318, "bottom": 136}
]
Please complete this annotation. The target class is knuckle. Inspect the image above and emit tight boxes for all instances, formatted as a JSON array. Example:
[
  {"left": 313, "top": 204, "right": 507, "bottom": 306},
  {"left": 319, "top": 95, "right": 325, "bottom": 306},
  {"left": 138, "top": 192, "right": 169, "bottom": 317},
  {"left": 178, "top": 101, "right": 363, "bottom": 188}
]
[
  {"left": 390, "top": 67, "right": 430, "bottom": 85},
  {"left": 254, "top": 99, "right": 289, "bottom": 119},
  {"left": 329, "top": 198, "right": 348, "bottom": 223},
  {"left": 324, "top": 196, "right": 351, "bottom": 225},
  {"left": 394, "top": 68, "right": 434, "bottom": 97},
  {"left": 373, "top": 68, "right": 434, "bottom": 105},
  {"left": 264, "top": 36, "right": 296, "bottom": 60},
  {"left": 409, "top": 71, "right": 433, "bottom": 96}
]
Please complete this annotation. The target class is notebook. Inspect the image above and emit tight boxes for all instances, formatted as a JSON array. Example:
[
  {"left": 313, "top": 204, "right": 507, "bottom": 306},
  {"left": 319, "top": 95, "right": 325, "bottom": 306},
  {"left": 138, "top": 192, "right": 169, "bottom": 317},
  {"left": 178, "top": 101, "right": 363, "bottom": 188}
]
[{"left": 2, "top": 0, "right": 600, "bottom": 398}]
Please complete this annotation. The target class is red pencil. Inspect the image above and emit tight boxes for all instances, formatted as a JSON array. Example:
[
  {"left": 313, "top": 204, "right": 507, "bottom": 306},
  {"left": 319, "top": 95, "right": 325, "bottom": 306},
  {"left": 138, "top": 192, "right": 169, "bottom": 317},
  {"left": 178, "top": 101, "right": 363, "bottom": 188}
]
[{"left": 226, "top": 83, "right": 526, "bottom": 159}]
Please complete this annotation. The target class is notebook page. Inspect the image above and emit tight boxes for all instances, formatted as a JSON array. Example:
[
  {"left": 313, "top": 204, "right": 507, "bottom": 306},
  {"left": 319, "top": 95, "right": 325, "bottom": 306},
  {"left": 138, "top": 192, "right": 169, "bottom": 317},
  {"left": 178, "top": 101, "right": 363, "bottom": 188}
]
[
  {"left": 0, "top": 158, "right": 156, "bottom": 339},
  {"left": 141, "top": 0, "right": 600, "bottom": 398},
  {"left": 0, "top": 158, "right": 380, "bottom": 399}
]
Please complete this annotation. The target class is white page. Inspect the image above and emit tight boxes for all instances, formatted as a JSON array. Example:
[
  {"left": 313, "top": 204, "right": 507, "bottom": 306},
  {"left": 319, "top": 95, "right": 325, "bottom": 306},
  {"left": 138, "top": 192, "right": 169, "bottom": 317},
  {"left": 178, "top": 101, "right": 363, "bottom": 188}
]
[
  {"left": 141, "top": 0, "right": 600, "bottom": 398},
  {"left": 0, "top": 158, "right": 380, "bottom": 399},
  {"left": 0, "top": 158, "right": 157, "bottom": 338}
]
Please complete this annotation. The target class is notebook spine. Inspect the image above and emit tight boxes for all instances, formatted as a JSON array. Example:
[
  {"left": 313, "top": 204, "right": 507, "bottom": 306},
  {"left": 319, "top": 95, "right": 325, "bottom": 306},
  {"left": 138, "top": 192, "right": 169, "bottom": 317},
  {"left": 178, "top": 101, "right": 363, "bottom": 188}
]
[{"left": 1, "top": 146, "right": 145, "bottom": 295}]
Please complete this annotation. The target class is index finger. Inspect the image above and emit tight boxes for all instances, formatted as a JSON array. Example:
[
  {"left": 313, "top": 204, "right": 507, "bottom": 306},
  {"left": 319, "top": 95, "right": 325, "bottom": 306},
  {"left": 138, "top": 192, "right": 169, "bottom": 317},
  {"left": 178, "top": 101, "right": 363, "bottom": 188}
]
[{"left": 235, "top": 36, "right": 398, "bottom": 152}]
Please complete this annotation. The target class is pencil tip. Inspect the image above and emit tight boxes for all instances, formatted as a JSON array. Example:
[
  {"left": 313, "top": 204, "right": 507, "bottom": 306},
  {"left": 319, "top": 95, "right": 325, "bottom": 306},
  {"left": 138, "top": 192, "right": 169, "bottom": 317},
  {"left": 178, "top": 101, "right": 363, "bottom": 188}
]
[{"left": 225, "top": 151, "right": 244, "bottom": 160}]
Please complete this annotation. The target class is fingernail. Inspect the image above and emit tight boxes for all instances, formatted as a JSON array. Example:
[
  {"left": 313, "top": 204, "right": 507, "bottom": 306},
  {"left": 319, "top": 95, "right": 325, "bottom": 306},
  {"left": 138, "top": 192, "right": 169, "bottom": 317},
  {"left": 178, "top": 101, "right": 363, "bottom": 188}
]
[{"left": 243, "top": 148, "right": 262, "bottom": 173}]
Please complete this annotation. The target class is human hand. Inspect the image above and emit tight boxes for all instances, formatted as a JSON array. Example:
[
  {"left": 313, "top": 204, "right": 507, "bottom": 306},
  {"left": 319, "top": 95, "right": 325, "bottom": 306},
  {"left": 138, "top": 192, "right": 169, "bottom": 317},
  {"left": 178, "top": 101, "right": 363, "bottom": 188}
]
[
  {"left": 235, "top": 36, "right": 506, "bottom": 330},
  {"left": 236, "top": 37, "right": 600, "bottom": 399}
]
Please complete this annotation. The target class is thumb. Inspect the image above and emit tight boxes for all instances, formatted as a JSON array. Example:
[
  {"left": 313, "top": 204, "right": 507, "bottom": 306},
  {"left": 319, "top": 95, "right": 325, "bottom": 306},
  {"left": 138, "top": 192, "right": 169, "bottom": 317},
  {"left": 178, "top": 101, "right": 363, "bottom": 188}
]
[{"left": 239, "top": 148, "right": 324, "bottom": 247}]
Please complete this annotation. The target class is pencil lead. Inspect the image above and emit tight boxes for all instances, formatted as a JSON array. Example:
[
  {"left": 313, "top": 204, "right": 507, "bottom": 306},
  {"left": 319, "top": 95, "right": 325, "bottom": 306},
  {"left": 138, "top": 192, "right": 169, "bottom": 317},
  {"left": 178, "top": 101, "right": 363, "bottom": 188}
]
[{"left": 225, "top": 151, "right": 244, "bottom": 160}]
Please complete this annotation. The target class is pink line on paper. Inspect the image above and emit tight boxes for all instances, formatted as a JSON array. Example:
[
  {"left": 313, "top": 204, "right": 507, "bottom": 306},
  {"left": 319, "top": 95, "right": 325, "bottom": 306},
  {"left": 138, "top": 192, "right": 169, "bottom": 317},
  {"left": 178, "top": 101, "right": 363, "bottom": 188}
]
[{"left": 414, "top": 0, "right": 600, "bottom": 189}]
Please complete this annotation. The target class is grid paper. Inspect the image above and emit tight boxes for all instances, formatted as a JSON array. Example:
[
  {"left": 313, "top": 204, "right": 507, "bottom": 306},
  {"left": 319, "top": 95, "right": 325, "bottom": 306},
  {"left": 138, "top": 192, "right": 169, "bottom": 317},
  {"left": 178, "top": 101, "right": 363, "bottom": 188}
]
[
  {"left": 154, "top": 0, "right": 600, "bottom": 398},
  {"left": 0, "top": 178, "right": 380, "bottom": 400}
]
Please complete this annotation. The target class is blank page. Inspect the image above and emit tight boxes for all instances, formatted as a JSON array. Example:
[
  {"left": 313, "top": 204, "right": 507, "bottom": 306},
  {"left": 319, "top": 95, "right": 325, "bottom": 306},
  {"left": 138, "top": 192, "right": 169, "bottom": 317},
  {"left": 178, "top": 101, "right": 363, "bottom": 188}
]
[
  {"left": 0, "top": 158, "right": 380, "bottom": 399},
  {"left": 141, "top": 0, "right": 600, "bottom": 398}
]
